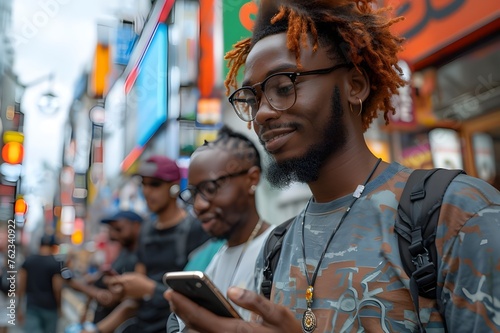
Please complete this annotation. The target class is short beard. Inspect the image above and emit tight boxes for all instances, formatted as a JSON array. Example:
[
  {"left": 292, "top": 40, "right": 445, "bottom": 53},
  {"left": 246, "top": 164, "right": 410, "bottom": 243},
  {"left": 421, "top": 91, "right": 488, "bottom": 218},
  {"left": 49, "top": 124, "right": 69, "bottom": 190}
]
[{"left": 266, "top": 87, "right": 347, "bottom": 189}]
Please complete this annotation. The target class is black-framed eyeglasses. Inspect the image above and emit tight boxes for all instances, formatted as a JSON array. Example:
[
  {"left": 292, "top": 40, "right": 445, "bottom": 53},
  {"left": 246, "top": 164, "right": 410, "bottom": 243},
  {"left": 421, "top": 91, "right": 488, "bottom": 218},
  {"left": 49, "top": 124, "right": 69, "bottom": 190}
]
[
  {"left": 179, "top": 169, "right": 249, "bottom": 205},
  {"left": 228, "top": 63, "right": 350, "bottom": 122}
]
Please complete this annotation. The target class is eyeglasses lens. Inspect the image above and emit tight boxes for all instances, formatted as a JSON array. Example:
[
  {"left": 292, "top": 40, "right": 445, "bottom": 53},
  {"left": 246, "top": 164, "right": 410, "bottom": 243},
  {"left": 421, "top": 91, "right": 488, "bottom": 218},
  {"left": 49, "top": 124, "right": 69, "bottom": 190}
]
[
  {"left": 232, "top": 74, "right": 297, "bottom": 121},
  {"left": 179, "top": 189, "right": 194, "bottom": 204},
  {"left": 180, "top": 181, "right": 218, "bottom": 205}
]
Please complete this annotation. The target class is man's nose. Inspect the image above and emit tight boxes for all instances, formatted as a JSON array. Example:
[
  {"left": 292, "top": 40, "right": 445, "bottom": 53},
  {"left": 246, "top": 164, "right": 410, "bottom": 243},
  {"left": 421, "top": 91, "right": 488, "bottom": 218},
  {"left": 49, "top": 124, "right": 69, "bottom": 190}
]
[{"left": 254, "top": 95, "right": 281, "bottom": 125}]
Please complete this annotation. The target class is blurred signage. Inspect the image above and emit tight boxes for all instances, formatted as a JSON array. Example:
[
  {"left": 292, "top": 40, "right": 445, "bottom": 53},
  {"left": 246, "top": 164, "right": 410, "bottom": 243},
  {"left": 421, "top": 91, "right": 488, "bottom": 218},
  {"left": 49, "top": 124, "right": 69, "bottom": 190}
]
[
  {"left": 389, "top": 60, "right": 415, "bottom": 126},
  {"left": 222, "top": 0, "right": 258, "bottom": 82},
  {"left": 199, "top": 0, "right": 216, "bottom": 97},
  {"left": 0, "top": 195, "right": 14, "bottom": 221},
  {"left": 60, "top": 206, "right": 76, "bottom": 235},
  {"left": 115, "top": 21, "right": 138, "bottom": 66},
  {"left": 366, "top": 139, "right": 391, "bottom": 163},
  {"left": 384, "top": 0, "right": 500, "bottom": 66},
  {"left": 195, "top": 129, "right": 218, "bottom": 147},
  {"left": 71, "top": 217, "right": 84, "bottom": 245},
  {"left": 473, "top": 133, "right": 496, "bottom": 183},
  {"left": 89, "top": 24, "right": 112, "bottom": 98},
  {"left": 196, "top": 98, "right": 221, "bottom": 125},
  {"left": 131, "top": 23, "right": 168, "bottom": 147},
  {"left": 124, "top": 0, "right": 176, "bottom": 93},
  {"left": 1, "top": 131, "right": 24, "bottom": 183},
  {"left": 429, "top": 128, "right": 463, "bottom": 170},
  {"left": 432, "top": 39, "right": 500, "bottom": 121},
  {"left": 176, "top": 1, "right": 200, "bottom": 85}
]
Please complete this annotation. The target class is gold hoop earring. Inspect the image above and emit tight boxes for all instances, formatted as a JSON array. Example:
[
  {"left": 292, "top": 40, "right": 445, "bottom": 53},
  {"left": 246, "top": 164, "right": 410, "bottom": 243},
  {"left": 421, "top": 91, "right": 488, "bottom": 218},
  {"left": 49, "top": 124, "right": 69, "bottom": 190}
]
[{"left": 357, "top": 98, "right": 363, "bottom": 117}]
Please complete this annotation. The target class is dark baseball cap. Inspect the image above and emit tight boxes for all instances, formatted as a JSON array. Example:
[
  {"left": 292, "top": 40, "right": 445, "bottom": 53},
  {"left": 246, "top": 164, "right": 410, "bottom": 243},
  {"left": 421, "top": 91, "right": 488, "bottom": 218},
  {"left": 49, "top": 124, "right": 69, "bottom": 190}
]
[
  {"left": 137, "top": 155, "right": 181, "bottom": 182},
  {"left": 101, "top": 210, "right": 144, "bottom": 224}
]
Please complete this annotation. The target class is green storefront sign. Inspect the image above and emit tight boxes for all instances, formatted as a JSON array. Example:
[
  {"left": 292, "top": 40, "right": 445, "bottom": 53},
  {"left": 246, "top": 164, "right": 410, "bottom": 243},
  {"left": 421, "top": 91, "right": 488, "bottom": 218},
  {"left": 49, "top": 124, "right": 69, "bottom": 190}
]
[{"left": 222, "top": 0, "right": 258, "bottom": 84}]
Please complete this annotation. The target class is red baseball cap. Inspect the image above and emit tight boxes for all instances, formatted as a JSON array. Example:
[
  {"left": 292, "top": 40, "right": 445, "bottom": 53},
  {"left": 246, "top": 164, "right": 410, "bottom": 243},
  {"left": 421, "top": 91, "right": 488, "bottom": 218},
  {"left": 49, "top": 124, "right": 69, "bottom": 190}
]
[{"left": 137, "top": 155, "right": 181, "bottom": 182}]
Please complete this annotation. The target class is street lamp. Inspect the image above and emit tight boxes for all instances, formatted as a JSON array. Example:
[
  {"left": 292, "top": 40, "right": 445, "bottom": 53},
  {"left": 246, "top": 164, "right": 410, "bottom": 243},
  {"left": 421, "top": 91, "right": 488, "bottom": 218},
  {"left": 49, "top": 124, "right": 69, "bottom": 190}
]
[
  {"left": 35, "top": 73, "right": 60, "bottom": 115},
  {"left": 6, "top": 69, "right": 60, "bottom": 116},
  {"left": 38, "top": 90, "right": 60, "bottom": 115}
]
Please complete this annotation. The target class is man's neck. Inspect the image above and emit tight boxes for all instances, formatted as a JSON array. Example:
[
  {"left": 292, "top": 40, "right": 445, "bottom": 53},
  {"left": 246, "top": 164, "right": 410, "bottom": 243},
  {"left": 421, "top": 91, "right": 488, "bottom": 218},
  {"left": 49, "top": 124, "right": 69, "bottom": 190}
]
[
  {"left": 309, "top": 148, "right": 387, "bottom": 203},
  {"left": 126, "top": 241, "right": 139, "bottom": 252},
  {"left": 39, "top": 247, "right": 52, "bottom": 255},
  {"left": 227, "top": 213, "right": 268, "bottom": 247},
  {"left": 155, "top": 205, "right": 187, "bottom": 230}
]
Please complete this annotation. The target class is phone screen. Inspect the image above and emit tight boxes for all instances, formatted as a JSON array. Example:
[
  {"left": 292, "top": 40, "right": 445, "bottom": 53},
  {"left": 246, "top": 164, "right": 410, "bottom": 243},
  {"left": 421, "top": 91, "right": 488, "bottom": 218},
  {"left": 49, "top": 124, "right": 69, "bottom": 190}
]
[{"left": 163, "top": 271, "right": 241, "bottom": 318}]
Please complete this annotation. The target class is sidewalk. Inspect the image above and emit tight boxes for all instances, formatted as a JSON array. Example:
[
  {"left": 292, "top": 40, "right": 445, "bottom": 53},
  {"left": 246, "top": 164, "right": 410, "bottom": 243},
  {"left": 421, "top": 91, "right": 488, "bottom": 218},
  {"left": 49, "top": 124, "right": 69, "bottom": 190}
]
[{"left": 8, "top": 287, "right": 87, "bottom": 333}]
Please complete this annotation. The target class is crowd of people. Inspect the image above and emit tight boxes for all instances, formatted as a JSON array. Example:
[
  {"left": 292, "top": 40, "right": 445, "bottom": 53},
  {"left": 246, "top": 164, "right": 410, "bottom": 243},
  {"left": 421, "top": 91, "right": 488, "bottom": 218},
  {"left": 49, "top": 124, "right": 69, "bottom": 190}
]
[{"left": 4, "top": 0, "right": 500, "bottom": 333}]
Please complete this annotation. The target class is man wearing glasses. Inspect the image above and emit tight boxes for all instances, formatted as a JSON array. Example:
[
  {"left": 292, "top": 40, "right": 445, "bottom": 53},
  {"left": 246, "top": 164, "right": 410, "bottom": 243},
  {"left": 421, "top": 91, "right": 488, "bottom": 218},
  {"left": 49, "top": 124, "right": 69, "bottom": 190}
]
[
  {"left": 96, "top": 156, "right": 211, "bottom": 333},
  {"left": 166, "top": 0, "right": 500, "bottom": 332},
  {"left": 167, "top": 125, "right": 274, "bottom": 332}
]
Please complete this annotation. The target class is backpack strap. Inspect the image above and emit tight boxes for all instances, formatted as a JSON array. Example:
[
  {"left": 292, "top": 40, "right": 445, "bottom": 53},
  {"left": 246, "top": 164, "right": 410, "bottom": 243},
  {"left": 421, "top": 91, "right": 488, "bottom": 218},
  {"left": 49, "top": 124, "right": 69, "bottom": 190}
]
[
  {"left": 395, "top": 168, "right": 464, "bottom": 333},
  {"left": 261, "top": 217, "right": 295, "bottom": 299}
]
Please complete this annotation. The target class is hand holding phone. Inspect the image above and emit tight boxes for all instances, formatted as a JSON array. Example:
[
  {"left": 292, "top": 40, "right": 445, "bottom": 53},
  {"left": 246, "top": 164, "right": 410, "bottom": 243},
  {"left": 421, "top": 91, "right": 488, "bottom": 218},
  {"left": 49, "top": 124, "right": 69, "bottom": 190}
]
[
  {"left": 103, "top": 268, "right": 119, "bottom": 276},
  {"left": 163, "top": 271, "right": 241, "bottom": 319}
]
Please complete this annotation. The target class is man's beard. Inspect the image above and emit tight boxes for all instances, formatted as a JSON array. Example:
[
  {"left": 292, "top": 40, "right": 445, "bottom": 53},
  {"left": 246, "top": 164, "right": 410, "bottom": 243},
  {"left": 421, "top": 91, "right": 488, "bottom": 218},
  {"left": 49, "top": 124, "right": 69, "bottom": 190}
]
[{"left": 265, "top": 87, "right": 347, "bottom": 189}]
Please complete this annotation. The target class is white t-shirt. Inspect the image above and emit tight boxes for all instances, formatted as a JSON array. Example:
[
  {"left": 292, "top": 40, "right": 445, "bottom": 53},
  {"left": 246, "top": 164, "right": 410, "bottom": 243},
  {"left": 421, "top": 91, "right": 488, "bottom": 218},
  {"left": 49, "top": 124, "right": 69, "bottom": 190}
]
[
  {"left": 204, "top": 227, "right": 273, "bottom": 320},
  {"left": 205, "top": 227, "right": 273, "bottom": 320},
  {"left": 177, "top": 226, "right": 274, "bottom": 333}
]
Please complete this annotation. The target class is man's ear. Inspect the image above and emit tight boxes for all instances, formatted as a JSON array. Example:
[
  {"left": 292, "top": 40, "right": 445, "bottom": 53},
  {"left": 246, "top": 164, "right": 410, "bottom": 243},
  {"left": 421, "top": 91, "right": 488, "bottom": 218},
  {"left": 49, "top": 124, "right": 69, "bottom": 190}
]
[
  {"left": 345, "top": 66, "right": 370, "bottom": 106},
  {"left": 246, "top": 166, "right": 261, "bottom": 192}
]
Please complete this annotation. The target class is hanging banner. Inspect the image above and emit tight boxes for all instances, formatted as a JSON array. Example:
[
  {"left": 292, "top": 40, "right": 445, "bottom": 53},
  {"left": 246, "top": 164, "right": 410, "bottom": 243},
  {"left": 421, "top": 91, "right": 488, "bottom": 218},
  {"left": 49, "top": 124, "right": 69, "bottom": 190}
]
[{"left": 222, "top": 0, "right": 258, "bottom": 83}]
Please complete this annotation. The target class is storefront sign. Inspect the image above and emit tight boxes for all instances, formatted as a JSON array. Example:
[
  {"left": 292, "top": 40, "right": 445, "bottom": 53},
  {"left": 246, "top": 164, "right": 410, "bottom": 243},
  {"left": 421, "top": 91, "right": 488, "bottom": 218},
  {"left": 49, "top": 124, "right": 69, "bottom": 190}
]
[
  {"left": 389, "top": 60, "right": 415, "bottom": 126},
  {"left": 384, "top": 0, "right": 500, "bottom": 65},
  {"left": 222, "top": 0, "right": 258, "bottom": 83},
  {"left": 429, "top": 128, "right": 463, "bottom": 170},
  {"left": 401, "top": 133, "right": 433, "bottom": 169},
  {"left": 473, "top": 133, "right": 496, "bottom": 183},
  {"left": 115, "top": 22, "right": 137, "bottom": 66},
  {"left": 199, "top": 0, "right": 216, "bottom": 98}
]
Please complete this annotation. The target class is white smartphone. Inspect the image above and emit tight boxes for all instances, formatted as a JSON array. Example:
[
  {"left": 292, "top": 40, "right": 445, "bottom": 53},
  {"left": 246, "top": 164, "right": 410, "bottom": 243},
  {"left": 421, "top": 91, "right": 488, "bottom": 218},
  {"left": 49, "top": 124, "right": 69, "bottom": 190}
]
[{"left": 163, "top": 271, "right": 242, "bottom": 319}]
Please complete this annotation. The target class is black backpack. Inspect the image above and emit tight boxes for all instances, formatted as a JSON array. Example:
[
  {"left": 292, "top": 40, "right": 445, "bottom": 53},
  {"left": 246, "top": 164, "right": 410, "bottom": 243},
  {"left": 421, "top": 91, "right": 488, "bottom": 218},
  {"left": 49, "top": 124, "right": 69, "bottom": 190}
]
[{"left": 261, "top": 168, "right": 464, "bottom": 333}]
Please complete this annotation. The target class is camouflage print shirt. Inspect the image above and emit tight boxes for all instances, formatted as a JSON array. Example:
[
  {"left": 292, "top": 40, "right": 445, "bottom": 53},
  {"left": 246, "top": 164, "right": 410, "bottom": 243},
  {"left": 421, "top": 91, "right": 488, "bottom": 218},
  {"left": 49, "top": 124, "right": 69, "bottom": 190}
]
[{"left": 255, "top": 162, "right": 500, "bottom": 332}]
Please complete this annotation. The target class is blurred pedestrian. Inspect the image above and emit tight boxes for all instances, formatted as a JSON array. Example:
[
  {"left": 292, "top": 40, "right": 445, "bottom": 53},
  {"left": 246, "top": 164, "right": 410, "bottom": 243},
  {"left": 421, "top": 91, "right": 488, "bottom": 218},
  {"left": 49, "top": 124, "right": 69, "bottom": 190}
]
[
  {"left": 166, "top": 125, "right": 274, "bottom": 333},
  {"left": 0, "top": 253, "right": 10, "bottom": 333},
  {"left": 97, "top": 156, "right": 211, "bottom": 333},
  {"left": 17, "top": 234, "right": 64, "bottom": 333},
  {"left": 69, "top": 210, "right": 143, "bottom": 327}
]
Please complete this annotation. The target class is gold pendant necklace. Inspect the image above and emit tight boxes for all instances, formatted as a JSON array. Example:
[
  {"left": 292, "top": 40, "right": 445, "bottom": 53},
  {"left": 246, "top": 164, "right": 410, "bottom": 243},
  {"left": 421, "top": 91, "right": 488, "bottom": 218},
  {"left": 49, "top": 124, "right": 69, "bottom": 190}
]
[
  {"left": 300, "top": 158, "right": 381, "bottom": 333},
  {"left": 301, "top": 286, "right": 316, "bottom": 332}
]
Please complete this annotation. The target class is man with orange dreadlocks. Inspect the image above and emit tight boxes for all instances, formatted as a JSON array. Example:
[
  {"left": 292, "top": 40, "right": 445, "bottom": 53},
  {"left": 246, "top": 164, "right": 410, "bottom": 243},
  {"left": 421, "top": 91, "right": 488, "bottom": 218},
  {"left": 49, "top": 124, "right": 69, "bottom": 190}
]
[{"left": 165, "top": 1, "right": 500, "bottom": 332}]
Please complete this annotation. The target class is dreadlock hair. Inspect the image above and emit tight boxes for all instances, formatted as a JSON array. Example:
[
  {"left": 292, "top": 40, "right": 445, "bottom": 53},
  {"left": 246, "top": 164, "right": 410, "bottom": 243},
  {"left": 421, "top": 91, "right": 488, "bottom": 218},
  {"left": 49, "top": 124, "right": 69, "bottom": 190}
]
[
  {"left": 224, "top": 0, "right": 406, "bottom": 132},
  {"left": 199, "top": 125, "right": 262, "bottom": 171}
]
